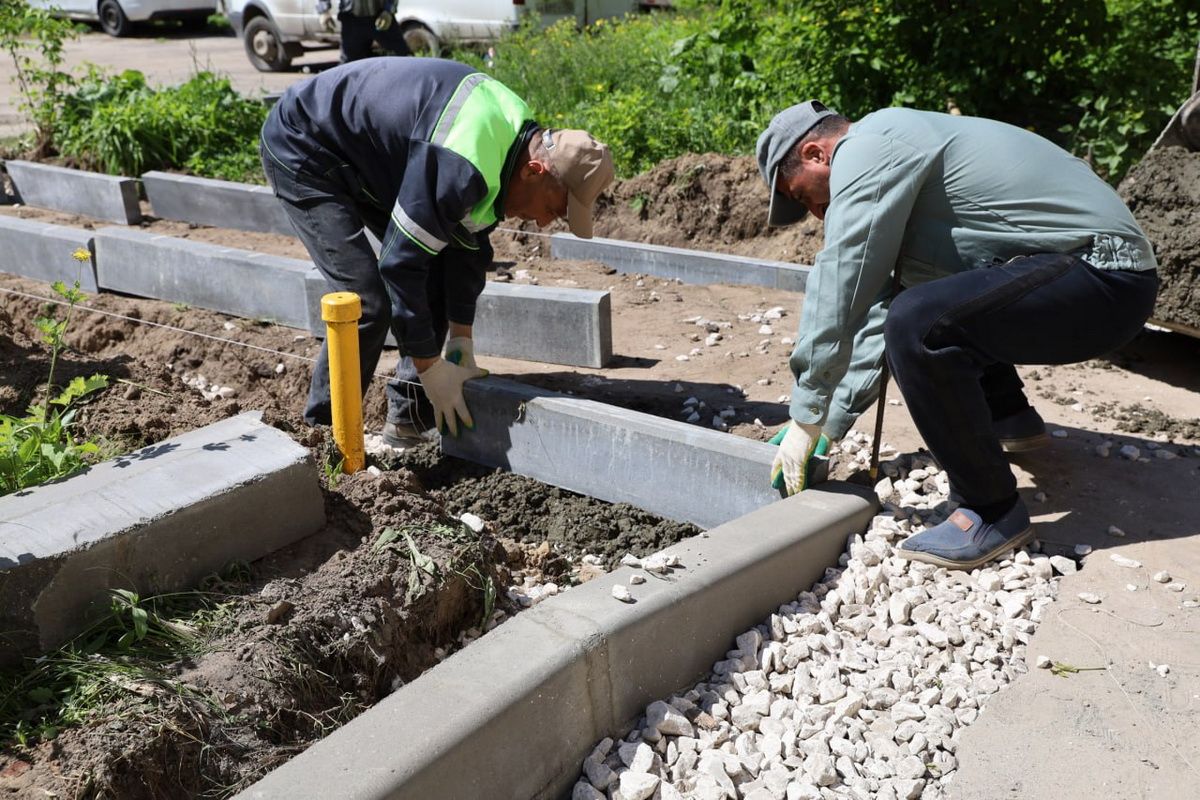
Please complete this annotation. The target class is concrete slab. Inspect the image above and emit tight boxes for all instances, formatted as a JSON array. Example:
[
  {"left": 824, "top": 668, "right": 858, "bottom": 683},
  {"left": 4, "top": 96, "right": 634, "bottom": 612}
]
[
  {"left": 0, "top": 412, "right": 324, "bottom": 664},
  {"left": 0, "top": 214, "right": 98, "bottom": 291},
  {"left": 236, "top": 483, "right": 877, "bottom": 800},
  {"left": 95, "top": 226, "right": 313, "bottom": 328},
  {"left": 141, "top": 171, "right": 295, "bottom": 236},
  {"left": 4, "top": 160, "right": 141, "bottom": 225},
  {"left": 550, "top": 233, "right": 812, "bottom": 291},
  {"left": 305, "top": 272, "right": 613, "bottom": 368},
  {"left": 441, "top": 377, "right": 786, "bottom": 529}
]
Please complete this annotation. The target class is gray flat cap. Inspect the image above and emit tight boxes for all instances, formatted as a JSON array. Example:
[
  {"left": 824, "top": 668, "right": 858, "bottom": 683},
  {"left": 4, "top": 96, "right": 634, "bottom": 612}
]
[{"left": 756, "top": 100, "right": 836, "bottom": 227}]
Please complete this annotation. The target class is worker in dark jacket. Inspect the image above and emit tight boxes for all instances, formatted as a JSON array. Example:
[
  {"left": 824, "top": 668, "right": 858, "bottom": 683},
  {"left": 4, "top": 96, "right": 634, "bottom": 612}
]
[
  {"left": 261, "top": 58, "right": 614, "bottom": 446},
  {"left": 316, "top": 0, "right": 411, "bottom": 63}
]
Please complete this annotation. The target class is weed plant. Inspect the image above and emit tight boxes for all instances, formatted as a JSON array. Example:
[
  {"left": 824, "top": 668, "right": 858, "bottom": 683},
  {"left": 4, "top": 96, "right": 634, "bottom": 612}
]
[
  {"left": 0, "top": 250, "right": 109, "bottom": 496},
  {"left": 0, "top": 577, "right": 243, "bottom": 749},
  {"left": 0, "top": 0, "right": 79, "bottom": 157}
]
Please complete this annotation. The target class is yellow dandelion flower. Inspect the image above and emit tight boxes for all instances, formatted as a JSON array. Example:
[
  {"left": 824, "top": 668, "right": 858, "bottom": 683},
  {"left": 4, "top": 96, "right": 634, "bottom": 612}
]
[{"left": 71, "top": 247, "right": 90, "bottom": 262}]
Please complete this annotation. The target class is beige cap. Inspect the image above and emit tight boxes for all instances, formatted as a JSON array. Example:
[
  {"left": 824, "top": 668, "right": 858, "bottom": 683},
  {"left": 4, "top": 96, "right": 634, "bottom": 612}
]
[{"left": 542, "top": 128, "right": 614, "bottom": 239}]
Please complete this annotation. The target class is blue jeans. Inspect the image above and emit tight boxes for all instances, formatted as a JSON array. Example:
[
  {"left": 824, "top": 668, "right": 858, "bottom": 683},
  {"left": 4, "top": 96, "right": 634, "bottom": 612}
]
[
  {"left": 884, "top": 254, "right": 1158, "bottom": 512},
  {"left": 261, "top": 147, "right": 441, "bottom": 430}
]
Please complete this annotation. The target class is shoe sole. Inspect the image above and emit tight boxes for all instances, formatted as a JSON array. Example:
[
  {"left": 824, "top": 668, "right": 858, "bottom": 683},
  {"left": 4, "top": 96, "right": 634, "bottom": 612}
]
[
  {"left": 897, "top": 525, "right": 1036, "bottom": 571},
  {"left": 1000, "top": 432, "right": 1051, "bottom": 453}
]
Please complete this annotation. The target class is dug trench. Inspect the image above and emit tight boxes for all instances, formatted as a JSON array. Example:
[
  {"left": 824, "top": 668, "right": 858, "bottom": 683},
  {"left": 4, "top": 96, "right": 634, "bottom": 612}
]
[{"left": 0, "top": 278, "right": 698, "bottom": 798}]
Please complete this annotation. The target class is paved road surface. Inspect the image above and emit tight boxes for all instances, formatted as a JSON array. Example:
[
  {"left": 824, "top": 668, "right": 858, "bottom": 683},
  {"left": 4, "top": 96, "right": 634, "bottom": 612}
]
[{"left": 1, "top": 26, "right": 333, "bottom": 138}]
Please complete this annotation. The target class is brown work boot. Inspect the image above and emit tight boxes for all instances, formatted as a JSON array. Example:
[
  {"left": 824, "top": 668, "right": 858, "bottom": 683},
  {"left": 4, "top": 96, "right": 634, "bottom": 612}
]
[{"left": 381, "top": 421, "right": 425, "bottom": 450}]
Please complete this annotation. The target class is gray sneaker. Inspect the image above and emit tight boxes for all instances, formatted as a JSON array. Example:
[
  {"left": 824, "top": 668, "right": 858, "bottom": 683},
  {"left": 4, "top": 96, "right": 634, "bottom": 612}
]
[
  {"left": 994, "top": 407, "right": 1050, "bottom": 453},
  {"left": 381, "top": 421, "right": 425, "bottom": 449},
  {"left": 897, "top": 501, "right": 1035, "bottom": 571}
]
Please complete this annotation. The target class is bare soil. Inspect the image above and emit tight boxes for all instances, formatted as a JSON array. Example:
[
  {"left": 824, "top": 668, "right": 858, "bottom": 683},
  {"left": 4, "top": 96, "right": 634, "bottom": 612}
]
[
  {"left": 1118, "top": 145, "right": 1200, "bottom": 332},
  {"left": 2, "top": 152, "right": 1199, "bottom": 798}
]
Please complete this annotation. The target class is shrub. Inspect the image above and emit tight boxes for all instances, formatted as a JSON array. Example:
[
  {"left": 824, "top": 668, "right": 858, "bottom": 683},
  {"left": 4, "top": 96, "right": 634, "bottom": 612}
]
[
  {"left": 54, "top": 68, "right": 267, "bottom": 181},
  {"left": 472, "top": 1, "right": 1199, "bottom": 182}
]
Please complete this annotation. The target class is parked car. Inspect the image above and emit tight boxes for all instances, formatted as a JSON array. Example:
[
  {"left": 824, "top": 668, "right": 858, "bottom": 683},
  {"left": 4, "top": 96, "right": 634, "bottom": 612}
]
[
  {"left": 222, "top": 0, "right": 669, "bottom": 73},
  {"left": 29, "top": 0, "right": 217, "bottom": 37}
]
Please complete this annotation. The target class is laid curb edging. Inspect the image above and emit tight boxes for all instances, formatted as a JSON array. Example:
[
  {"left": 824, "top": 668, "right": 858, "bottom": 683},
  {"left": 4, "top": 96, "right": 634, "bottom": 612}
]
[
  {"left": 551, "top": 233, "right": 812, "bottom": 292},
  {"left": 237, "top": 484, "right": 878, "bottom": 800}
]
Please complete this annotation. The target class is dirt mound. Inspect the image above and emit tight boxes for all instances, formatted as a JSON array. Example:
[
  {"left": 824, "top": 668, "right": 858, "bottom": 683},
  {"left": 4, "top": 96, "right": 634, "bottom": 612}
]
[
  {"left": 504, "top": 153, "right": 825, "bottom": 265},
  {"left": 1118, "top": 146, "right": 1200, "bottom": 332}
]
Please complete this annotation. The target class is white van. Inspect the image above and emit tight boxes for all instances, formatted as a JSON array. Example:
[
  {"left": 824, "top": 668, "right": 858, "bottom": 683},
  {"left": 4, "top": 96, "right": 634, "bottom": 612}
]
[
  {"left": 223, "top": 0, "right": 667, "bottom": 72},
  {"left": 29, "top": 0, "right": 217, "bottom": 37}
]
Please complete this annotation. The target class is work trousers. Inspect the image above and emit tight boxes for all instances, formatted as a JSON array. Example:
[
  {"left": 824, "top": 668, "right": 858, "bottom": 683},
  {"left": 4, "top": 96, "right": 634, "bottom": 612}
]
[
  {"left": 883, "top": 253, "right": 1158, "bottom": 512},
  {"left": 338, "top": 13, "right": 411, "bottom": 63},
  {"left": 261, "top": 147, "right": 441, "bottom": 430}
]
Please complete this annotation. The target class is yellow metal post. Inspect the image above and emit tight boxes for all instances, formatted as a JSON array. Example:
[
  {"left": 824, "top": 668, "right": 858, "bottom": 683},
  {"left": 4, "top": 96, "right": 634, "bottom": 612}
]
[{"left": 321, "top": 292, "right": 365, "bottom": 474}]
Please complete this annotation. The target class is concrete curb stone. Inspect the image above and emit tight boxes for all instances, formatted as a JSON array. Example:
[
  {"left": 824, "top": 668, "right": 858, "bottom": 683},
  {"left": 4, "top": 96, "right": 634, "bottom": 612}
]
[
  {"left": 550, "top": 233, "right": 812, "bottom": 292},
  {"left": 0, "top": 412, "right": 324, "bottom": 665},
  {"left": 443, "top": 377, "right": 783, "bottom": 529},
  {"left": 236, "top": 483, "right": 877, "bottom": 800},
  {"left": 0, "top": 214, "right": 98, "bottom": 291},
  {"left": 4, "top": 160, "right": 141, "bottom": 225}
]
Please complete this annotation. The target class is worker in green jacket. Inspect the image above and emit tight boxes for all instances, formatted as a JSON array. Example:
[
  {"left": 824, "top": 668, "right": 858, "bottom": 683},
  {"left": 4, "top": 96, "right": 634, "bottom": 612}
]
[
  {"left": 757, "top": 101, "right": 1158, "bottom": 570},
  {"left": 261, "top": 58, "right": 613, "bottom": 446}
]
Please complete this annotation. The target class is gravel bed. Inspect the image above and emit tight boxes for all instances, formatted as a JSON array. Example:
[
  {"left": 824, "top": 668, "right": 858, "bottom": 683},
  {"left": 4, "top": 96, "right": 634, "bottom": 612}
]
[{"left": 571, "top": 440, "right": 1067, "bottom": 800}]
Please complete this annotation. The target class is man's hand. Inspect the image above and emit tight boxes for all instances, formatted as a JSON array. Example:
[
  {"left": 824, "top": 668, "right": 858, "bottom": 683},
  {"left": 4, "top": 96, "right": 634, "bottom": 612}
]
[
  {"left": 318, "top": 8, "right": 337, "bottom": 31},
  {"left": 770, "top": 421, "right": 824, "bottom": 496},
  {"left": 374, "top": 10, "right": 393, "bottom": 30},
  {"left": 418, "top": 358, "right": 487, "bottom": 437},
  {"left": 443, "top": 336, "right": 480, "bottom": 371}
]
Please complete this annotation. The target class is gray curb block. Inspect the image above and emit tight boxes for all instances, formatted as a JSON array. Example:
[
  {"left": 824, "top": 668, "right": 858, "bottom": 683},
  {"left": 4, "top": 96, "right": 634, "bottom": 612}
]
[
  {"left": 237, "top": 483, "right": 877, "bottom": 800},
  {"left": 142, "top": 170, "right": 295, "bottom": 236},
  {"left": 94, "top": 226, "right": 314, "bottom": 328},
  {"left": 4, "top": 160, "right": 141, "bottom": 225},
  {"left": 0, "top": 412, "right": 324, "bottom": 666},
  {"left": 443, "top": 377, "right": 786, "bottom": 529},
  {"left": 473, "top": 282, "right": 612, "bottom": 368},
  {"left": 303, "top": 271, "right": 613, "bottom": 369},
  {"left": 550, "top": 233, "right": 812, "bottom": 292},
  {"left": 0, "top": 214, "right": 98, "bottom": 291}
]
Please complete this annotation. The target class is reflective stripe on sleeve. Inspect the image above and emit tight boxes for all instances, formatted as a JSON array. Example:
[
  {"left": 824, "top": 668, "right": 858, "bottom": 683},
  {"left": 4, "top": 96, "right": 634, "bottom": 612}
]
[{"left": 391, "top": 203, "right": 447, "bottom": 255}]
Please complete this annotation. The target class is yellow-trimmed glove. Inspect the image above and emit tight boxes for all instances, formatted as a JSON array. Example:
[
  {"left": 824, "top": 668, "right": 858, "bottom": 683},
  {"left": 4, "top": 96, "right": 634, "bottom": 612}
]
[
  {"left": 375, "top": 10, "right": 393, "bottom": 30},
  {"left": 769, "top": 421, "right": 827, "bottom": 496},
  {"left": 418, "top": 358, "right": 486, "bottom": 437},
  {"left": 318, "top": 9, "right": 337, "bottom": 31},
  {"left": 443, "top": 336, "right": 482, "bottom": 371}
]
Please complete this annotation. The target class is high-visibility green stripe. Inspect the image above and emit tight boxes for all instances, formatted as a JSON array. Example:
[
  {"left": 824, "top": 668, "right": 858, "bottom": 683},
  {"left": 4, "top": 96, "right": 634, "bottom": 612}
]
[
  {"left": 438, "top": 79, "right": 532, "bottom": 231},
  {"left": 431, "top": 73, "right": 489, "bottom": 147}
]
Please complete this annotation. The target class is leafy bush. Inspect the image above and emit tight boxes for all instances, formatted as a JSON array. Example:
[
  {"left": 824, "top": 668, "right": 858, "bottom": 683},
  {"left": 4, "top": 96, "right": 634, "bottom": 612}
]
[
  {"left": 54, "top": 68, "right": 267, "bottom": 181},
  {"left": 474, "top": 1, "right": 1199, "bottom": 182}
]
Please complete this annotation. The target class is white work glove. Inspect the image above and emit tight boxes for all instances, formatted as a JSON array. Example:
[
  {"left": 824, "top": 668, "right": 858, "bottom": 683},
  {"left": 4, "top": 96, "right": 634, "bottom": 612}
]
[
  {"left": 318, "top": 9, "right": 336, "bottom": 31},
  {"left": 770, "top": 421, "right": 824, "bottom": 497},
  {"left": 374, "top": 10, "right": 393, "bottom": 30},
  {"left": 419, "top": 358, "right": 487, "bottom": 437},
  {"left": 443, "top": 336, "right": 479, "bottom": 370}
]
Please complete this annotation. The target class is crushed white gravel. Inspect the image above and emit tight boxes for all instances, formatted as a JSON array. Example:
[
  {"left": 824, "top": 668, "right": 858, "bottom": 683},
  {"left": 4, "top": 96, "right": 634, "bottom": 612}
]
[{"left": 574, "top": 460, "right": 1069, "bottom": 800}]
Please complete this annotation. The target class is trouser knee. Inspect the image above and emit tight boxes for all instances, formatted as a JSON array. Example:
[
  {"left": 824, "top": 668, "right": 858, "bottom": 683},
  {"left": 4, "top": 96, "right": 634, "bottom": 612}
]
[{"left": 883, "top": 289, "right": 934, "bottom": 372}]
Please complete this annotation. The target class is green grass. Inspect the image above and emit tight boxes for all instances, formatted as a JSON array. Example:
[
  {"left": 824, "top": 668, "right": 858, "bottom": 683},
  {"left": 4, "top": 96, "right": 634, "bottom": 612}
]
[{"left": 0, "top": 579, "right": 244, "bottom": 749}]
